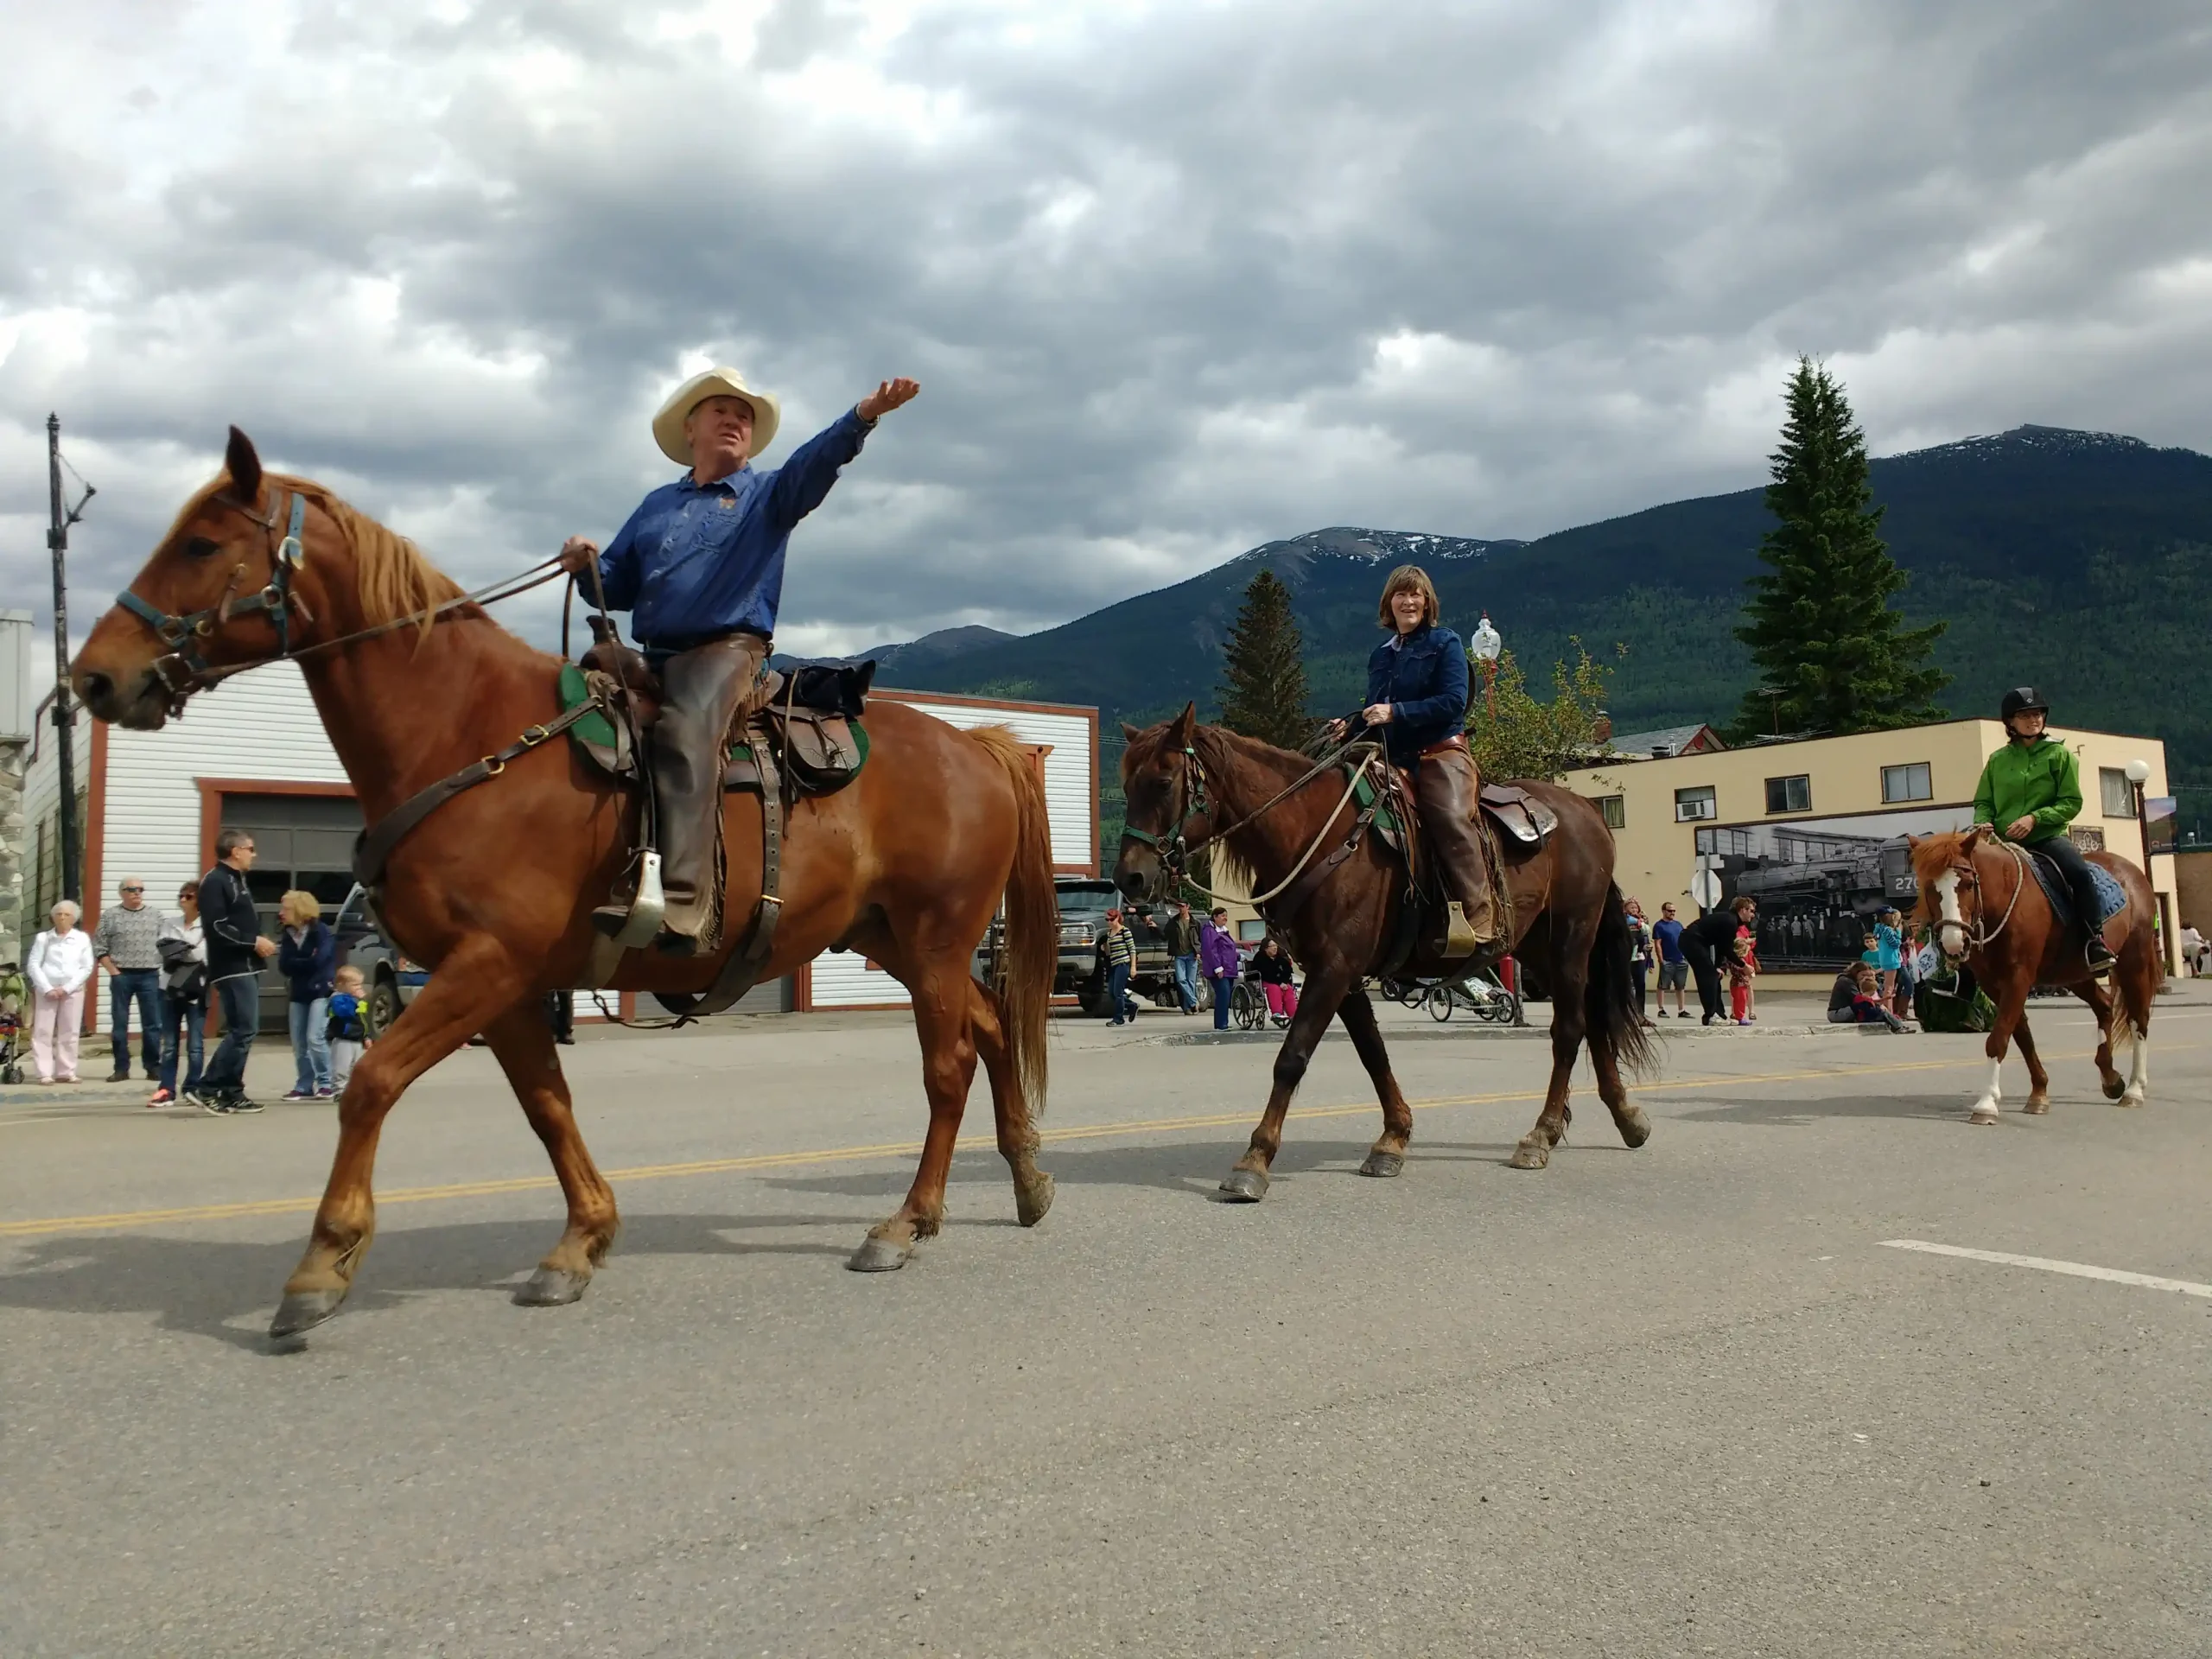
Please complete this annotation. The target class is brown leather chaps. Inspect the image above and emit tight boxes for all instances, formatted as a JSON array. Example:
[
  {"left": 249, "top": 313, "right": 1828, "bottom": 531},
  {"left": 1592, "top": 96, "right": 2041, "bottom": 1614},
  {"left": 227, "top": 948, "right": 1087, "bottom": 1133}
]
[
  {"left": 652, "top": 632, "right": 770, "bottom": 946},
  {"left": 1414, "top": 741, "right": 1501, "bottom": 943}
]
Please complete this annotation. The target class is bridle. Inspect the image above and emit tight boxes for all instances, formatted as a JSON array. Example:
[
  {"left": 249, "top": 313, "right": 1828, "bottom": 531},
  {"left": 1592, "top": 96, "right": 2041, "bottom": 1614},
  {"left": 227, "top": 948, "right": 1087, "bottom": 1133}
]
[
  {"left": 1931, "top": 833, "right": 2027, "bottom": 957},
  {"left": 111, "top": 486, "right": 567, "bottom": 719},
  {"left": 116, "top": 488, "right": 309, "bottom": 715},
  {"left": 1120, "top": 729, "right": 1381, "bottom": 909}
]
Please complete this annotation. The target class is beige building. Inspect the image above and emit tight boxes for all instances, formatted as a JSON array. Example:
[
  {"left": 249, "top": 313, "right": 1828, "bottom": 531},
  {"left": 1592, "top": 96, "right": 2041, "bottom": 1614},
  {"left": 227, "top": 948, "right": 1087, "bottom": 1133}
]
[{"left": 1561, "top": 718, "right": 2180, "bottom": 977}]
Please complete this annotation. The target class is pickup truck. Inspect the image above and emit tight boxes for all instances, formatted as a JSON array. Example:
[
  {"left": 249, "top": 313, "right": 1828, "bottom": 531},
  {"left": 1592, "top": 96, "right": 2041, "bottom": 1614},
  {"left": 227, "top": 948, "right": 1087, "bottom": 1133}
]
[{"left": 976, "top": 877, "right": 1183, "bottom": 1016}]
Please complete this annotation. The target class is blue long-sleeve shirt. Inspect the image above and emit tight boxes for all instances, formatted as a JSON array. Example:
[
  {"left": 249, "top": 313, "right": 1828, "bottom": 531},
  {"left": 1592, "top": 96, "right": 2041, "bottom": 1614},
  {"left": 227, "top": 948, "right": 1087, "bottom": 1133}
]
[
  {"left": 589, "top": 408, "right": 873, "bottom": 644},
  {"left": 1347, "top": 624, "right": 1469, "bottom": 766}
]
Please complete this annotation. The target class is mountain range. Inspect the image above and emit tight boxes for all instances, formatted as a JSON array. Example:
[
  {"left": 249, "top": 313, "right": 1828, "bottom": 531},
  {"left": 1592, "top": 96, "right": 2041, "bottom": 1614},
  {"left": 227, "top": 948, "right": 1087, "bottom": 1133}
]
[{"left": 846, "top": 424, "right": 2212, "bottom": 831}]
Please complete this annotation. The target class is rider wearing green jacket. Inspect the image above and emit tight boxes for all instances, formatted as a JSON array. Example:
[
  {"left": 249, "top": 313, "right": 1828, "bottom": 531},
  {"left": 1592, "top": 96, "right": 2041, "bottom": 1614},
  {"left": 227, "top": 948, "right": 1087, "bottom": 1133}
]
[{"left": 1971, "top": 686, "right": 2112, "bottom": 970}]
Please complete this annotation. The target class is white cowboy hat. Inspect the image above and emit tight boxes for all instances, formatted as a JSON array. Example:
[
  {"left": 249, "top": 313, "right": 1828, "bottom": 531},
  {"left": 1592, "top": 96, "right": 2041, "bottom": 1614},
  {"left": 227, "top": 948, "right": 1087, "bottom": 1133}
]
[{"left": 651, "top": 366, "right": 781, "bottom": 467}]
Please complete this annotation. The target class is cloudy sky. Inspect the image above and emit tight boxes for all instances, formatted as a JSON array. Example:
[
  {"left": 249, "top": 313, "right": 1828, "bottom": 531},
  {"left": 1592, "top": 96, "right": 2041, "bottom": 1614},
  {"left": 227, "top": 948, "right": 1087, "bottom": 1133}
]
[{"left": 4, "top": 0, "right": 2209, "bottom": 677}]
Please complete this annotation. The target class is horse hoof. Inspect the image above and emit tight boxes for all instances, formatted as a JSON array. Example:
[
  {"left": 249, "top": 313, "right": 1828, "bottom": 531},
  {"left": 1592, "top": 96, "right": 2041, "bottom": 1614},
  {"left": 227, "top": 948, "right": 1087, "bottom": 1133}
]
[
  {"left": 2022, "top": 1096, "right": 2050, "bottom": 1116},
  {"left": 2117, "top": 1092, "right": 2145, "bottom": 1110},
  {"left": 1616, "top": 1106, "right": 1653, "bottom": 1148},
  {"left": 1967, "top": 1109, "right": 1999, "bottom": 1127},
  {"left": 268, "top": 1287, "right": 346, "bottom": 1342},
  {"left": 1507, "top": 1140, "right": 1551, "bottom": 1170},
  {"left": 2101, "top": 1077, "right": 2127, "bottom": 1101},
  {"left": 847, "top": 1235, "right": 912, "bottom": 1273},
  {"left": 514, "top": 1266, "right": 591, "bottom": 1306},
  {"left": 1218, "top": 1167, "right": 1269, "bottom": 1203},
  {"left": 1015, "top": 1173, "right": 1056, "bottom": 1229},
  {"left": 1357, "top": 1151, "right": 1404, "bottom": 1179}
]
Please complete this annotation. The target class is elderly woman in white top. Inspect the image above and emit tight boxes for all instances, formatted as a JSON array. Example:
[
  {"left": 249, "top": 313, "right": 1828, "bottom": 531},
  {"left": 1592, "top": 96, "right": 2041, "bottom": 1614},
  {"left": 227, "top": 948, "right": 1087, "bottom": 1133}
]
[{"left": 27, "top": 899, "right": 97, "bottom": 1084}]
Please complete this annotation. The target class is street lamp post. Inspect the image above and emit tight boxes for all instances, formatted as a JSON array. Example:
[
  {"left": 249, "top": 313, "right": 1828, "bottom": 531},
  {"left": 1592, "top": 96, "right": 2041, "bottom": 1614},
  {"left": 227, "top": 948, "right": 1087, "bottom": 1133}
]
[
  {"left": 1470, "top": 613, "right": 1502, "bottom": 721},
  {"left": 2126, "top": 758, "right": 2152, "bottom": 874}
]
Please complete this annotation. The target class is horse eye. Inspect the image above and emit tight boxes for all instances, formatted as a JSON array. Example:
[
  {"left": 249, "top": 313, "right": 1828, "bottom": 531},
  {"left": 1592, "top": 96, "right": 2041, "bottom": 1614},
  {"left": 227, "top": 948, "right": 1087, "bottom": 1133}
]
[{"left": 182, "top": 536, "right": 220, "bottom": 559}]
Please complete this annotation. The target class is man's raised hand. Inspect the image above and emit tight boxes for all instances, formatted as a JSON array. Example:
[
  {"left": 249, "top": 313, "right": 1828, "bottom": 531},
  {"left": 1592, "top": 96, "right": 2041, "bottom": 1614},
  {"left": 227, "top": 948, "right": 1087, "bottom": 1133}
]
[{"left": 857, "top": 378, "right": 921, "bottom": 423}]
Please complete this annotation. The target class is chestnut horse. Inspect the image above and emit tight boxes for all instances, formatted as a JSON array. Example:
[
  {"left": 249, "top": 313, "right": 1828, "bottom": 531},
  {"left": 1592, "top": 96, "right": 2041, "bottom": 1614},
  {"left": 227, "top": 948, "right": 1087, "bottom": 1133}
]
[
  {"left": 72, "top": 429, "right": 1058, "bottom": 1340},
  {"left": 1909, "top": 827, "right": 2159, "bottom": 1123},
  {"left": 1114, "top": 707, "right": 1655, "bottom": 1197}
]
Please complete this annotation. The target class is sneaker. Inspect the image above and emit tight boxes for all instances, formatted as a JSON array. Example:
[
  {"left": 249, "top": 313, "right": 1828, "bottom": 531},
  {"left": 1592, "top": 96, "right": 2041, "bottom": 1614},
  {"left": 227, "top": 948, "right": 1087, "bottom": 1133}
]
[
  {"left": 280, "top": 1089, "right": 313, "bottom": 1102},
  {"left": 180, "top": 1090, "right": 206, "bottom": 1109},
  {"left": 147, "top": 1087, "right": 175, "bottom": 1107},
  {"left": 314, "top": 1087, "right": 336, "bottom": 1099},
  {"left": 107, "top": 1069, "right": 130, "bottom": 1083}
]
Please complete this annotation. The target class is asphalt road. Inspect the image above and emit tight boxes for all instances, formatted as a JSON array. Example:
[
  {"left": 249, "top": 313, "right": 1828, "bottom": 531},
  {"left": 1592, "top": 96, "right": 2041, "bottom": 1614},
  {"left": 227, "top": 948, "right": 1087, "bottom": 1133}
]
[{"left": 3, "top": 988, "right": 2209, "bottom": 1656}]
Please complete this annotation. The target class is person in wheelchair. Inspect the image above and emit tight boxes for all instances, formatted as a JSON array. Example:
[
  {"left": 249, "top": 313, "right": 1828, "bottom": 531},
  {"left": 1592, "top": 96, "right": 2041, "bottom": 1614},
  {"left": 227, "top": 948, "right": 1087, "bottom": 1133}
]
[{"left": 561, "top": 366, "right": 920, "bottom": 953}]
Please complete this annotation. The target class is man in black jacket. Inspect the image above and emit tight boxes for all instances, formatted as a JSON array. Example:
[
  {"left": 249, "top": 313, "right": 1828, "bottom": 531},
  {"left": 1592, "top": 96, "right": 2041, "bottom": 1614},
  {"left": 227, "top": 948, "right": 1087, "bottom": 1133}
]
[
  {"left": 1681, "top": 896, "right": 1757, "bottom": 1027},
  {"left": 198, "top": 828, "right": 277, "bottom": 1114}
]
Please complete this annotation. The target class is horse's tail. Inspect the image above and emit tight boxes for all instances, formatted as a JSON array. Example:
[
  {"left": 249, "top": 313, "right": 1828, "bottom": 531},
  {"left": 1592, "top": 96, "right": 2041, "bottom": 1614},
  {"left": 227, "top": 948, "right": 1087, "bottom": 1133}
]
[
  {"left": 1586, "top": 881, "right": 1658, "bottom": 1082},
  {"left": 971, "top": 726, "right": 1057, "bottom": 1116}
]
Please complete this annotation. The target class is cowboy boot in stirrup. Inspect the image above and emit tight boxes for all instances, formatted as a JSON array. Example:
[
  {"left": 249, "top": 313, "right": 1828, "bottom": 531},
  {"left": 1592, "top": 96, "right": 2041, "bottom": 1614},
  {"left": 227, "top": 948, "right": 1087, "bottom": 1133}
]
[{"left": 641, "top": 633, "right": 769, "bottom": 955}]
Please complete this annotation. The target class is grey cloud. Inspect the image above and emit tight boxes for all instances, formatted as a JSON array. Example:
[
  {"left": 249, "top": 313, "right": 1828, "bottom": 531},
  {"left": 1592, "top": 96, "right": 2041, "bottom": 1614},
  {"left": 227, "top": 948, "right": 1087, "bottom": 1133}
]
[{"left": 3, "top": 0, "right": 2209, "bottom": 677}]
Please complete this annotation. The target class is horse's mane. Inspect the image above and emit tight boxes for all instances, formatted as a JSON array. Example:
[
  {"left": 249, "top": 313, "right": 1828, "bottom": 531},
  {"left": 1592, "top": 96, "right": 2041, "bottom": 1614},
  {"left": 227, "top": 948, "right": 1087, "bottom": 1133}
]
[{"left": 168, "top": 472, "right": 468, "bottom": 650}]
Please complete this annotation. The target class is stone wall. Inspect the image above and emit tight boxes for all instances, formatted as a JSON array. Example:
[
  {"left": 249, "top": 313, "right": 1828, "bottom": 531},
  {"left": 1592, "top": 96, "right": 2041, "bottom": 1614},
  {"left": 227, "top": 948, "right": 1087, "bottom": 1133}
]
[{"left": 0, "top": 737, "right": 22, "bottom": 962}]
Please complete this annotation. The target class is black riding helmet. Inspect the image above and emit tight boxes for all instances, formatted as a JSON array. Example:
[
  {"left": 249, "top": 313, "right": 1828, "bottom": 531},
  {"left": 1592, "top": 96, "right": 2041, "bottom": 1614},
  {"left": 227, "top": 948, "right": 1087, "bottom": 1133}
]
[{"left": 1999, "top": 686, "right": 2049, "bottom": 722}]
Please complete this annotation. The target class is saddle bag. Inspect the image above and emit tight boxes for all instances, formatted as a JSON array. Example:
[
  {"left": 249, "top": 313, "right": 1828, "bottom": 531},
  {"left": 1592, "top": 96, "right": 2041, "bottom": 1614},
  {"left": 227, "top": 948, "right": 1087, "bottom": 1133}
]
[{"left": 760, "top": 708, "right": 868, "bottom": 794}]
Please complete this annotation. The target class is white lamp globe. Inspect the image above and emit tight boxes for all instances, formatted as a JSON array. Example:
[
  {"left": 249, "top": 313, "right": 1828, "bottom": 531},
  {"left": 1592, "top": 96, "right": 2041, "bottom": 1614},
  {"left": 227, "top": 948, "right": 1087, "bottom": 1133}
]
[
  {"left": 1470, "top": 614, "right": 1502, "bottom": 664},
  {"left": 2125, "top": 758, "right": 2152, "bottom": 785}
]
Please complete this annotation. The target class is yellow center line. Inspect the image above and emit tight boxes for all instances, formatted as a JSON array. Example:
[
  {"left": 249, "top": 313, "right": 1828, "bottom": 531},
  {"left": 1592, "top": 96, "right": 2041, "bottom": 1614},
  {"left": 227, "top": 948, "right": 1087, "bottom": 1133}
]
[{"left": 0, "top": 1042, "right": 2189, "bottom": 1241}]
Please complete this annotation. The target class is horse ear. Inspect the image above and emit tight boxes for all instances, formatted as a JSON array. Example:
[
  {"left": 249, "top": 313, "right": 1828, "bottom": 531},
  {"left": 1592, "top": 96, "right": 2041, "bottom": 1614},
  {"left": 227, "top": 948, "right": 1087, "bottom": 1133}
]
[
  {"left": 1961, "top": 825, "right": 1984, "bottom": 853},
  {"left": 1120, "top": 721, "right": 1141, "bottom": 743},
  {"left": 1171, "top": 701, "right": 1198, "bottom": 742},
  {"left": 225, "top": 426, "right": 264, "bottom": 504}
]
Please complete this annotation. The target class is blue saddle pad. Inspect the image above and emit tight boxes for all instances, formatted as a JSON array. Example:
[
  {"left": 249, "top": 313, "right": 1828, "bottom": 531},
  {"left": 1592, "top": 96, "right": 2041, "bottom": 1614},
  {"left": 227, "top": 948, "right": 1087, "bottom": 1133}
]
[{"left": 2024, "top": 850, "right": 2127, "bottom": 934}]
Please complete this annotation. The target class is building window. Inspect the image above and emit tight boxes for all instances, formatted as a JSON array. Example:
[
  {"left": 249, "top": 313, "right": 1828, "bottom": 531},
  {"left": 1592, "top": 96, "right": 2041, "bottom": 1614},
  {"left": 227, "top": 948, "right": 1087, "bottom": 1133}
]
[
  {"left": 1597, "top": 794, "right": 1625, "bottom": 830},
  {"left": 1674, "top": 785, "right": 1717, "bottom": 823},
  {"left": 1764, "top": 774, "right": 1812, "bottom": 814},
  {"left": 1881, "top": 762, "right": 1932, "bottom": 804},
  {"left": 2099, "top": 766, "right": 2134, "bottom": 818}
]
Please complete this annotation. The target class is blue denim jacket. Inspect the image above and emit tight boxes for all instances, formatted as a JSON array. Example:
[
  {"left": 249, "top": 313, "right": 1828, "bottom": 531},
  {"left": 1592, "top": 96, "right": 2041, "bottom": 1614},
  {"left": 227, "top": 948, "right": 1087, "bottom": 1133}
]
[
  {"left": 589, "top": 409, "right": 872, "bottom": 644},
  {"left": 1349, "top": 625, "right": 1469, "bottom": 765}
]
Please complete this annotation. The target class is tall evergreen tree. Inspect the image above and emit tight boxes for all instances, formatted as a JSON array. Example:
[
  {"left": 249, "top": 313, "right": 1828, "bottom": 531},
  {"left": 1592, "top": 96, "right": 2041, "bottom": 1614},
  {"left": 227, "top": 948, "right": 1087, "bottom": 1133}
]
[
  {"left": 1218, "top": 567, "right": 1315, "bottom": 750},
  {"left": 1732, "top": 359, "right": 1948, "bottom": 737}
]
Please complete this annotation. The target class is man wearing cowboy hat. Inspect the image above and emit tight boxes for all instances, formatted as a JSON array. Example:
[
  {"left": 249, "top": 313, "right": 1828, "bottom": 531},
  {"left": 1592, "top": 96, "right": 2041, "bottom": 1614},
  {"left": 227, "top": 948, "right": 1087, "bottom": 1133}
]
[{"left": 562, "top": 367, "right": 919, "bottom": 950}]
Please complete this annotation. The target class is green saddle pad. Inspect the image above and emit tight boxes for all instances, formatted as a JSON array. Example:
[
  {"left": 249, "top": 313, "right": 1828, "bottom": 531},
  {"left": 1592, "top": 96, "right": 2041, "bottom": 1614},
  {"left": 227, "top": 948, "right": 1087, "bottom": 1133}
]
[
  {"left": 559, "top": 663, "right": 871, "bottom": 779},
  {"left": 1351, "top": 766, "right": 1404, "bottom": 838}
]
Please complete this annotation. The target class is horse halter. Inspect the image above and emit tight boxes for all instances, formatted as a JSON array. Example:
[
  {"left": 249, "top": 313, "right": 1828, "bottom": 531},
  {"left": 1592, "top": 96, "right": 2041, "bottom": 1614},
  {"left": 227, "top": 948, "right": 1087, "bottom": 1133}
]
[
  {"left": 1933, "top": 836, "right": 2025, "bottom": 956},
  {"left": 113, "top": 489, "right": 308, "bottom": 716},
  {"left": 1118, "top": 741, "right": 1213, "bottom": 883}
]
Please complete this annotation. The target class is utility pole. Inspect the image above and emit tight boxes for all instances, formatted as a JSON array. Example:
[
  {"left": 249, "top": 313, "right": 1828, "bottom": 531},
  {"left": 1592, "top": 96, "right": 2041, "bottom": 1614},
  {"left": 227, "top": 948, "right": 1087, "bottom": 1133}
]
[{"left": 46, "top": 413, "right": 93, "bottom": 902}]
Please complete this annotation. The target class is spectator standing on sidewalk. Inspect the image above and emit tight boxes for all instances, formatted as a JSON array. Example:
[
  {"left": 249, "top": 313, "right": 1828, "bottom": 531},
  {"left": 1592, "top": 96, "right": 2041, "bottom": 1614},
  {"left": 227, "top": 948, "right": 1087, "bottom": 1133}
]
[
  {"left": 1651, "top": 901, "right": 1688, "bottom": 1018},
  {"left": 1200, "top": 906, "right": 1242, "bottom": 1032},
  {"left": 1623, "top": 898, "right": 1656, "bottom": 1026},
  {"left": 150, "top": 880, "right": 208, "bottom": 1106},
  {"left": 26, "top": 900, "right": 95, "bottom": 1084},
  {"left": 199, "top": 829, "right": 278, "bottom": 1115},
  {"left": 1099, "top": 908, "right": 1140, "bottom": 1026},
  {"left": 92, "top": 875, "right": 165, "bottom": 1083},
  {"left": 277, "top": 892, "right": 338, "bottom": 1100},
  {"left": 1161, "top": 899, "right": 1201, "bottom": 1014},
  {"left": 327, "top": 965, "right": 370, "bottom": 1093},
  {"left": 1681, "top": 896, "right": 1756, "bottom": 1027}
]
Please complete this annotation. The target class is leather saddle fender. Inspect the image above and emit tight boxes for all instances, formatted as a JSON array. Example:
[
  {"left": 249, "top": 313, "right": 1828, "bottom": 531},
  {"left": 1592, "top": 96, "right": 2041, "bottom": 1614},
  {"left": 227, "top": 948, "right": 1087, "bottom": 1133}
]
[{"left": 1478, "top": 782, "right": 1558, "bottom": 845}]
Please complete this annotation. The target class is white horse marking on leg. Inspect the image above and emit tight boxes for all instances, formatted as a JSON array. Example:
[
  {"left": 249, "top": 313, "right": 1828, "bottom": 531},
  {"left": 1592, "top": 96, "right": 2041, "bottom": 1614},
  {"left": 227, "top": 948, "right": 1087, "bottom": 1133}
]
[{"left": 1969, "top": 1054, "right": 2003, "bottom": 1125}]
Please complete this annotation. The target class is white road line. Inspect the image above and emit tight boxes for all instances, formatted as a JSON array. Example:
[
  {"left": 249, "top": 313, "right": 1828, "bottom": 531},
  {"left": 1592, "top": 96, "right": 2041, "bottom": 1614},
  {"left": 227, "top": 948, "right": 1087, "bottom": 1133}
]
[{"left": 1882, "top": 1239, "right": 2212, "bottom": 1300}]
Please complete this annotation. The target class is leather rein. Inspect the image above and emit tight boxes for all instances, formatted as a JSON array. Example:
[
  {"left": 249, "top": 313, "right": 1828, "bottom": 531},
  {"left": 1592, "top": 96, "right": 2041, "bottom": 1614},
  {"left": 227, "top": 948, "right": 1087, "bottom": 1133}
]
[{"left": 1122, "top": 731, "right": 1384, "bottom": 910}]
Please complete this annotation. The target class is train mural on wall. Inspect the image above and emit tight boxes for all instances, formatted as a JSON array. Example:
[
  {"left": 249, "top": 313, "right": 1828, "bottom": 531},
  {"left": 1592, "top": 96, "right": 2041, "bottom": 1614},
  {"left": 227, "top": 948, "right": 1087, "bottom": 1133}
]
[{"left": 1694, "top": 806, "right": 1976, "bottom": 972}]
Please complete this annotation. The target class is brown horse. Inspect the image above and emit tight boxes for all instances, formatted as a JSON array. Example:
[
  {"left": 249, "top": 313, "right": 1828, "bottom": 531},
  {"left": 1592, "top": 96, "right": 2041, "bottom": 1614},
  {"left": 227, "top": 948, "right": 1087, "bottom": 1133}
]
[
  {"left": 71, "top": 429, "right": 1059, "bottom": 1339},
  {"left": 1113, "top": 707, "right": 1654, "bottom": 1196},
  {"left": 1909, "top": 828, "right": 2160, "bottom": 1123}
]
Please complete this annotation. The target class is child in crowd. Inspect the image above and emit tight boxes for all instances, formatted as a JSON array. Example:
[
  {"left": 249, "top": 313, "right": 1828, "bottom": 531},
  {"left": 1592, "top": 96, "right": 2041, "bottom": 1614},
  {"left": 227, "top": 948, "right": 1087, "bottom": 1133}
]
[
  {"left": 1850, "top": 964, "right": 1913, "bottom": 1033},
  {"left": 327, "top": 965, "right": 370, "bottom": 1094},
  {"left": 1874, "top": 907, "right": 1904, "bottom": 1007},
  {"left": 1729, "top": 930, "right": 1759, "bottom": 1024}
]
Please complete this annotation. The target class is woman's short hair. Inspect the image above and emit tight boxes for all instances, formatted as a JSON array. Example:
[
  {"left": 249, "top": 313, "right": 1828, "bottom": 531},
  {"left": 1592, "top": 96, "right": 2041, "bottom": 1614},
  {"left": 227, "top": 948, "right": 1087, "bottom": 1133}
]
[
  {"left": 48, "top": 899, "right": 79, "bottom": 925},
  {"left": 1376, "top": 564, "right": 1440, "bottom": 629},
  {"left": 278, "top": 889, "right": 322, "bottom": 927}
]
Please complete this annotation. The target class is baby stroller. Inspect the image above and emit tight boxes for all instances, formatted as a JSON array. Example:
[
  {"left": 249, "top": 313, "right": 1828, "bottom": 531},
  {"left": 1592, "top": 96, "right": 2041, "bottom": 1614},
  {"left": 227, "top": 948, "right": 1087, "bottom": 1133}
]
[{"left": 0, "top": 963, "right": 26, "bottom": 1085}]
